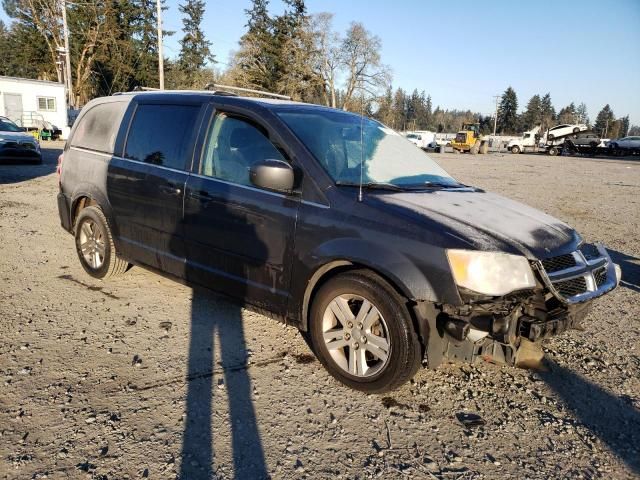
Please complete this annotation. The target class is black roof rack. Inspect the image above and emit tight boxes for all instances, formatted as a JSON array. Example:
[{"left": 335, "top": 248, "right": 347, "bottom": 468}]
[{"left": 203, "top": 83, "right": 291, "bottom": 100}]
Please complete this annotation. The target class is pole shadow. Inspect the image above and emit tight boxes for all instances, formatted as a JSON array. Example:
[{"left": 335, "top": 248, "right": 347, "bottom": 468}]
[
  {"left": 540, "top": 359, "right": 640, "bottom": 474},
  {"left": 179, "top": 287, "right": 268, "bottom": 479}
]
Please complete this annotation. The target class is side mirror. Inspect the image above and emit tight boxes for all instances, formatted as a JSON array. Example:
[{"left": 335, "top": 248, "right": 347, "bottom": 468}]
[{"left": 249, "top": 159, "right": 295, "bottom": 193}]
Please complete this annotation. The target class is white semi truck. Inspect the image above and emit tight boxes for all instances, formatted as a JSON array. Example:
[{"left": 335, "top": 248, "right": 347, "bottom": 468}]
[{"left": 508, "top": 124, "right": 591, "bottom": 156}]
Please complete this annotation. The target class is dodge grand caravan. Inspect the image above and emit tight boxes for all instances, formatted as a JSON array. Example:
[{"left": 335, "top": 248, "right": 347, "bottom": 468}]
[{"left": 57, "top": 90, "right": 620, "bottom": 392}]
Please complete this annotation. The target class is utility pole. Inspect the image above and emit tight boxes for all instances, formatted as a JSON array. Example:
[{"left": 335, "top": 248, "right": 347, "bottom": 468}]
[
  {"left": 61, "top": 0, "right": 73, "bottom": 108},
  {"left": 156, "top": 0, "right": 165, "bottom": 90},
  {"left": 492, "top": 94, "right": 501, "bottom": 135}
]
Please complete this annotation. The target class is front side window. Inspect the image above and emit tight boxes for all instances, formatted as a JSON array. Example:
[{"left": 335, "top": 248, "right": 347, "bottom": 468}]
[
  {"left": 125, "top": 104, "right": 199, "bottom": 170},
  {"left": 277, "top": 107, "right": 458, "bottom": 188},
  {"left": 200, "top": 113, "right": 285, "bottom": 186},
  {"left": 71, "top": 101, "right": 128, "bottom": 153},
  {"left": 37, "top": 97, "right": 56, "bottom": 111}
]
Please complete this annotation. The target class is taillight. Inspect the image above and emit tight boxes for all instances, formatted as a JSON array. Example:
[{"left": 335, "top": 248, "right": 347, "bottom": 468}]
[{"left": 57, "top": 153, "right": 64, "bottom": 179}]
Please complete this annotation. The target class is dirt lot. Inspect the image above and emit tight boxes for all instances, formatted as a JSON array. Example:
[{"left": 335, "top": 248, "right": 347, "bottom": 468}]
[{"left": 1, "top": 144, "right": 639, "bottom": 479}]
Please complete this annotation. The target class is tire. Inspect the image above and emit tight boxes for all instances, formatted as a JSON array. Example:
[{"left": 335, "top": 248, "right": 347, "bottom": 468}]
[
  {"left": 480, "top": 142, "right": 489, "bottom": 154},
  {"left": 309, "top": 270, "right": 422, "bottom": 393},
  {"left": 548, "top": 133, "right": 555, "bottom": 140},
  {"left": 548, "top": 146, "right": 559, "bottom": 156},
  {"left": 573, "top": 127, "right": 580, "bottom": 133},
  {"left": 511, "top": 145, "right": 521, "bottom": 154},
  {"left": 470, "top": 141, "right": 480, "bottom": 155},
  {"left": 74, "top": 205, "right": 129, "bottom": 279}
]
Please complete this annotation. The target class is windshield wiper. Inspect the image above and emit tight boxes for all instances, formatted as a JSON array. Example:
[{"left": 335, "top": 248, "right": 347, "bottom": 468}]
[{"left": 335, "top": 181, "right": 405, "bottom": 191}]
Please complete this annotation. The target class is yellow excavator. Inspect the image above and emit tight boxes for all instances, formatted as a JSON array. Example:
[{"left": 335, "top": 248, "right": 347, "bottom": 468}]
[{"left": 450, "top": 122, "right": 489, "bottom": 154}]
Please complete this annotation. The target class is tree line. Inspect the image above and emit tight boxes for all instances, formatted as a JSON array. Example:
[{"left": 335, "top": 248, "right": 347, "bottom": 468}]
[
  {"left": 496, "top": 86, "right": 634, "bottom": 138},
  {"left": 1, "top": 0, "right": 637, "bottom": 137}
]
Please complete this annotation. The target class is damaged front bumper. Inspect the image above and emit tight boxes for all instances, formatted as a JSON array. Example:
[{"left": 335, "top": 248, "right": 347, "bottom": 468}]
[{"left": 417, "top": 243, "right": 621, "bottom": 369}]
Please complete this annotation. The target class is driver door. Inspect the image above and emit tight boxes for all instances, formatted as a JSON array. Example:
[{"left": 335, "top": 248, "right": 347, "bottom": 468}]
[{"left": 183, "top": 110, "right": 300, "bottom": 315}]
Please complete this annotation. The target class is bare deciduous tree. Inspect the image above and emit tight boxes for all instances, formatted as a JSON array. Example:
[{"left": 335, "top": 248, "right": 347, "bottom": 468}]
[{"left": 310, "top": 14, "right": 391, "bottom": 110}]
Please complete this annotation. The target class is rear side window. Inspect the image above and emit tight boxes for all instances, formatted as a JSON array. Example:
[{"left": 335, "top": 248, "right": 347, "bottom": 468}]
[
  {"left": 124, "top": 104, "right": 199, "bottom": 170},
  {"left": 71, "top": 102, "right": 127, "bottom": 153}
]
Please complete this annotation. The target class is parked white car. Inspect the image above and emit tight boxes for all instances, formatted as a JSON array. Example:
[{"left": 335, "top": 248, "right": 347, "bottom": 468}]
[
  {"left": 609, "top": 136, "right": 640, "bottom": 154},
  {"left": 546, "top": 124, "right": 588, "bottom": 141}
]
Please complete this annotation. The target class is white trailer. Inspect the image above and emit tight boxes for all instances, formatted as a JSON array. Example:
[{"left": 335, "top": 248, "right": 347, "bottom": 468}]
[{"left": 0, "top": 76, "right": 70, "bottom": 139}]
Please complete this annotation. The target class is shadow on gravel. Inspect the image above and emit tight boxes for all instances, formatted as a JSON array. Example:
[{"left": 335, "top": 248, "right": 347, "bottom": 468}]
[
  {"left": 541, "top": 360, "right": 640, "bottom": 474},
  {"left": 0, "top": 145, "right": 60, "bottom": 184},
  {"left": 180, "top": 287, "right": 268, "bottom": 479},
  {"left": 608, "top": 250, "right": 640, "bottom": 292}
]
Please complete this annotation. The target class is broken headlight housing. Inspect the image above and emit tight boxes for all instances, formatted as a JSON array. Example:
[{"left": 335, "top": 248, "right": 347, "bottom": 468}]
[{"left": 447, "top": 249, "right": 536, "bottom": 297}]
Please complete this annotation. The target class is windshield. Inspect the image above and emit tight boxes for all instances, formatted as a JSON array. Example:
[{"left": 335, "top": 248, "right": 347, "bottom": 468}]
[
  {"left": 276, "top": 108, "right": 458, "bottom": 188},
  {"left": 0, "top": 118, "right": 22, "bottom": 132}
]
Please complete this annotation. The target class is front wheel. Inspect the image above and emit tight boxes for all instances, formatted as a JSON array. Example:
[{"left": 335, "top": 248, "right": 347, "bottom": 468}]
[
  {"left": 309, "top": 271, "right": 422, "bottom": 393},
  {"left": 511, "top": 145, "right": 521, "bottom": 154},
  {"left": 548, "top": 146, "right": 559, "bottom": 156},
  {"left": 74, "top": 206, "right": 130, "bottom": 279}
]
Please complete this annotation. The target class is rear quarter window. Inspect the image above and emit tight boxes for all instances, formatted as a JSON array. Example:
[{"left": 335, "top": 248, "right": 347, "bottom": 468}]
[
  {"left": 124, "top": 104, "right": 200, "bottom": 170},
  {"left": 70, "top": 101, "right": 127, "bottom": 153}
]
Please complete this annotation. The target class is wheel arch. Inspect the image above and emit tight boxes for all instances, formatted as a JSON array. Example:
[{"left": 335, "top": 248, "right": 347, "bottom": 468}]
[
  {"left": 69, "top": 186, "right": 118, "bottom": 238},
  {"left": 299, "top": 254, "right": 436, "bottom": 333}
]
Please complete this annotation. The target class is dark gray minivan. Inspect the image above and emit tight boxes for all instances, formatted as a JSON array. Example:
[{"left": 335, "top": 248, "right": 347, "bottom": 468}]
[{"left": 57, "top": 90, "right": 620, "bottom": 392}]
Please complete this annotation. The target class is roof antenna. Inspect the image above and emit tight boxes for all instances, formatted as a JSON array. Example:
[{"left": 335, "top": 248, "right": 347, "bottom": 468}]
[{"left": 358, "top": 93, "right": 365, "bottom": 202}]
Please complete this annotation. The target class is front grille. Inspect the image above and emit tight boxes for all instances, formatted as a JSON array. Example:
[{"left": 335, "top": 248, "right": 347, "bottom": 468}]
[
  {"left": 542, "top": 254, "right": 576, "bottom": 273},
  {"left": 539, "top": 244, "right": 614, "bottom": 302},
  {"left": 555, "top": 277, "right": 587, "bottom": 297},
  {"left": 594, "top": 267, "right": 607, "bottom": 287}
]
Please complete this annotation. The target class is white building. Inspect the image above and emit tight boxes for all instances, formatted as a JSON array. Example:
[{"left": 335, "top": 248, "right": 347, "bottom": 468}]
[{"left": 0, "top": 76, "right": 70, "bottom": 139}]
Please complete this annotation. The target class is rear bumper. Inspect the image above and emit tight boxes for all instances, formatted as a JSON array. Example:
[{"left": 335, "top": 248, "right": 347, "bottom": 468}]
[{"left": 57, "top": 192, "right": 73, "bottom": 233}]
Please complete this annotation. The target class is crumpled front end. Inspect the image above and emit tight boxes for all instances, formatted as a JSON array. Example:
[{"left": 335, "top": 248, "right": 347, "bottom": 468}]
[{"left": 417, "top": 243, "right": 621, "bottom": 369}]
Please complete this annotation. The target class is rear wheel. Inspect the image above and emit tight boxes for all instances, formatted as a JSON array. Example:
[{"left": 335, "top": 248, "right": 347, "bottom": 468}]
[
  {"left": 548, "top": 146, "right": 559, "bottom": 156},
  {"left": 74, "top": 206, "right": 129, "bottom": 279},
  {"left": 573, "top": 127, "right": 580, "bottom": 133},
  {"left": 470, "top": 141, "right": 480, "bottom": 155},
  {"left": 511, "top": 145, "right": 521, "bottom": 154},
  {"left": 480, "top": 142, "right": 489, "bottom": 154},
  {"left": 309, "top": 271, "right": 422, "bottom": 393}
]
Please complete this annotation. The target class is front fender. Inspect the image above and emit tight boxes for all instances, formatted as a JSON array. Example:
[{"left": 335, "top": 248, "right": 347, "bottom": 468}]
[{"left": 293, "top": 237, "right": 462, "bottom": 329}]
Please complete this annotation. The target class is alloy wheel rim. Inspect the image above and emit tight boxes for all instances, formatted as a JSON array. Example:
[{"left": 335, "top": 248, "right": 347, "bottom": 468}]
[
  {"left": 79, "top": 219, "right": 105, "bottom": 269},
  {"left": 321, "top": 294, "right": 390, "bottom": 378}
]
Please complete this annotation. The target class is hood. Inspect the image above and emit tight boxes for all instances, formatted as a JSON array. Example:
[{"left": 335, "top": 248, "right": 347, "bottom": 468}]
[
  {"left": 0, "top": 131, "right": 37, "bottom": 142},
  {"left": 375, "top": 189, "right": 581, "bottom": 259}
]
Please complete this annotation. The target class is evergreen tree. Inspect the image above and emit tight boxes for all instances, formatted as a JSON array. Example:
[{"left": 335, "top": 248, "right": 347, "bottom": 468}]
[
  {"left": 497, "top": 86, "right": 518, "bottom": 134},
  {"left": 594, "top": 104, "right": 615, "bottom": 136},
  {"left": 392, "top": 88, "right": 407, "bottom": 130},
  {"left": 557, "top": 102, "right": 577, "bottom": 124},
  {"left": 540, "top": 93, "right": 556, "bottom": 132},
  {"left": 619, "top": 115, "right": 630, "bottom": 137},
  {"left": 521, "top": 94, "right": 542, "bottom": 130},
  {"left": 576, "top": 102, "right": 589, "bottom": 125},
  {"left": 178, "top": 0, "right": 213, "bottom": 77}
]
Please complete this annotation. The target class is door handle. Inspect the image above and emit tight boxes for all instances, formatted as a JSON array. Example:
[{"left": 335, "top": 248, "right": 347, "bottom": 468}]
[
  {"left": 159, "top": 184, "right": 182, "bottom": 196},
  {"left": 188, "top": 190, "right": 214, "bottom": 202}
]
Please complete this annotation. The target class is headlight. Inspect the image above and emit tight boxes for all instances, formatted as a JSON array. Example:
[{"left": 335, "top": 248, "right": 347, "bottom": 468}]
[{"left": 447, "top": 249, "right": 536, "bottom": 296}]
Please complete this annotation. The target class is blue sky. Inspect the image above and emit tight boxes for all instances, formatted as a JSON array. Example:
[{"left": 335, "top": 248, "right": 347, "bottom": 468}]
[{"left": 3, "top": 0, "right": 639, "bottom": 124}]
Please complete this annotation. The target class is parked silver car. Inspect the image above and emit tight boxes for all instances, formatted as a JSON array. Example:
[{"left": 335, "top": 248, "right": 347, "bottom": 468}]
[{"left": 0, "top": 116, "right": 42, "bottom": 164}]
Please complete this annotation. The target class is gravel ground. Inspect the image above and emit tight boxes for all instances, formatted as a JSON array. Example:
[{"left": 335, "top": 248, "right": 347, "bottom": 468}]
[{"left": 1, "top": 144, "right": 639, "bottom": 480}]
